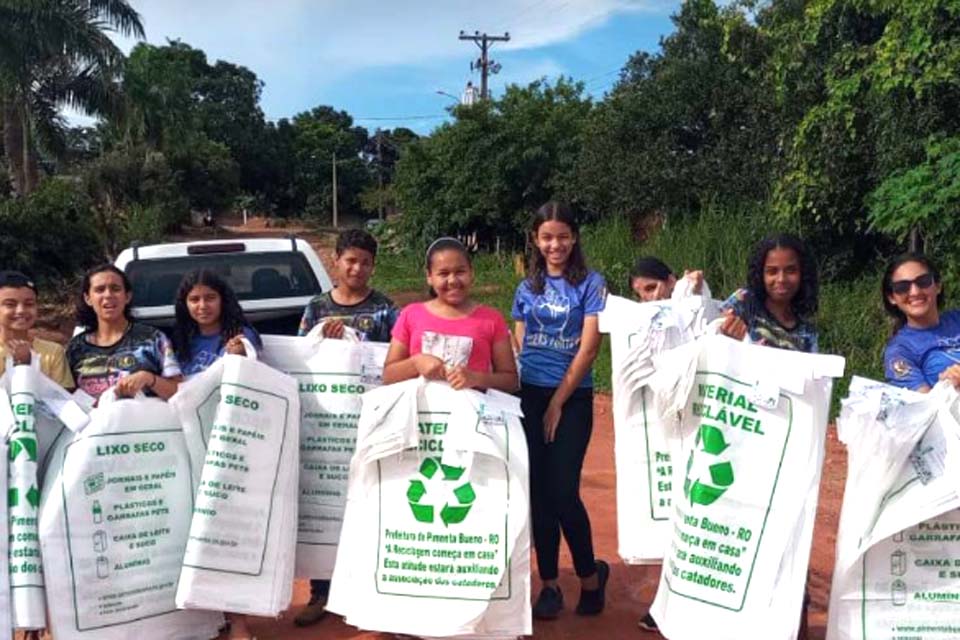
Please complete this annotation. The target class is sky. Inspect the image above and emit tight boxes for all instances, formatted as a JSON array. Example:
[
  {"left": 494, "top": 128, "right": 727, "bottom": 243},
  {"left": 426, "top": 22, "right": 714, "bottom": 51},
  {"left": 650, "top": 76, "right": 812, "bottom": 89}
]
[{"left": 73, "top": 0, "right": 685, "bottom": 134}]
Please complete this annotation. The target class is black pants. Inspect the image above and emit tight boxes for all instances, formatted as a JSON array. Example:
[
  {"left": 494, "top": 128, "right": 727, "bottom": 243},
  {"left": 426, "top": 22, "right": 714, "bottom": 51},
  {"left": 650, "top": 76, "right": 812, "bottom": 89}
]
[
  {"left": 309, "top": 578, "right": 330, "bottom": 602},
  {"left": 520, "top": 384, "right": 597, "bottom": 581}
]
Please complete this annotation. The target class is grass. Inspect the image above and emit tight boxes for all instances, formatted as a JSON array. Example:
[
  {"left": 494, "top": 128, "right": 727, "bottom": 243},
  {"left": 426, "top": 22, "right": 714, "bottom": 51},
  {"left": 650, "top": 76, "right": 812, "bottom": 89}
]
[
  {"left": 374, "top": 207, "right": 893, "bottom": 411},
  {"left": 374, "top": 250, "right": 523, "bottom": 314}
]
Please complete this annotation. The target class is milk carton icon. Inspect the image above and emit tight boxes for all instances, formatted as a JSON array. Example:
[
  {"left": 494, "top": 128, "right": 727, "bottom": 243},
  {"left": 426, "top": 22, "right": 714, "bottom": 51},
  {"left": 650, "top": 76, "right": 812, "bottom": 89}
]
[
  {"left": 93, "top": 530, "right": 107, "bottom": 553},
  {"left": 891, "top": 550, "right": 906, "bottom": 576},
  {"left": 892, "top": 530, "right": 904, "bottom": 543},
  {"left": 892, "top": 579, "right": 907, "bottom": 606}
]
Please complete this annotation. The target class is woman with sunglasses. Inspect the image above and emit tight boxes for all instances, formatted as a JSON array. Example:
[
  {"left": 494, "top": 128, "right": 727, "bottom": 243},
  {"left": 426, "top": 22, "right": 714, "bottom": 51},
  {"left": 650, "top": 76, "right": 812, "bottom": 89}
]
[{"left": 882, "top": 254, "right": 960, "bottom": 391}]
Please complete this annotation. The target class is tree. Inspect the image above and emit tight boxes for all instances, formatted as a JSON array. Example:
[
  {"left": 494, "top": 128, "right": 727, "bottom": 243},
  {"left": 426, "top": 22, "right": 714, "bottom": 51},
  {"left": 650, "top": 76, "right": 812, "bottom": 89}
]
[
  {"left": 394, "top": 77, "right": 591, "bottom": 246},
  {"left": 82, "top": 145, "right": 184, "bottom": 257},
  {"left": 107, "top": 41, "right": 244, "bottom": 212},
  {"left": 0, "top": 179, "right": 101, "bottom": 278},
  {"left": 360, "top": 127, "right": 419, "bottom": 218},
  {"left": 195, "top": 59, "right": 271, "bottom": 197},
  {"left": 769, "top": 0, "right": 960, "bottom": 271},
  {"left": 0, "top": 0, "right": 144, "bottom": 195},
  {"left": 290, "top": 106, "right": 370, "bottom": 221},
  {"left": 868, "top": 136, "right": 960, "bottom": 259},
  {"left": 572, "top": 0, "right": 778, "bottom": 220},
  {"left": 114, "top": 41, "right": 203, "bottom": 150}
]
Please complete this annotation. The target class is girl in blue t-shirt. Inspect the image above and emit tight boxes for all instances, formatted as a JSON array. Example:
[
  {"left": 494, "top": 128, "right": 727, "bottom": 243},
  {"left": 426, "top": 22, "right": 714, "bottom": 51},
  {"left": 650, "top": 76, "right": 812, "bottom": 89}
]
[
  {"left": 882, "top": 254, "right": 960, "bottom": 391},
  {"left": 172, "top": 270, "right": 260, "bottom": 640},
  {"left": 172, "top": 270, "right": 261, "bottom": 377},
  {"left": 511, "top": 201, "right": 609, "bottom": 620}
]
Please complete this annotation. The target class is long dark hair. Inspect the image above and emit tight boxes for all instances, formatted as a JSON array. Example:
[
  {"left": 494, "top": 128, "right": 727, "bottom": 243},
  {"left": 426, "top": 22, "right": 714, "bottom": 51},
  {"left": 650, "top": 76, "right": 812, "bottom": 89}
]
[
  {"left": 424, "top": 237, "right": 472, "bottom": 299},
  {"left": 75, "top": 264, "right": 134, "bottom": 331},
  {"left": 882, "top": 253, "right": 944, "bottom": 333},
  {"left": 172, "top": 270, "right": 260, "bottom": 364},
  {"left": 527, "top": 201, "right": 588, "bottom": 294},
  {"left": 630, "top": 256, "right": 674, "bottom": 288},
  {"left": 745, "top": 233, "right": 818, "bottom": 319}
]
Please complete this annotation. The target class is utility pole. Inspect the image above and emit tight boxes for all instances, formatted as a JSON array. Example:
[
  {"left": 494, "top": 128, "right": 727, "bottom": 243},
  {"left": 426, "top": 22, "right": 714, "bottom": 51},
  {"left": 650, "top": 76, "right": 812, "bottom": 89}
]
[
  {"left": 332, "top": 151, "right": 338, "bottom": 228},
  {"left": 459, "top": 30, "right": 510, "bottom": 99},
  {"left": 376, "top": 129, "right": 384, "bottom": 220}
]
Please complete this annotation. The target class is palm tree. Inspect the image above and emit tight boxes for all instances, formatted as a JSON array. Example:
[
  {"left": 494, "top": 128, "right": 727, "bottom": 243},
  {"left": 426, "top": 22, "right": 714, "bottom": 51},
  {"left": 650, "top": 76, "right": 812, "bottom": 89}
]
[{"left": 0, "top": 0, "right": 144, "bottom": 196}]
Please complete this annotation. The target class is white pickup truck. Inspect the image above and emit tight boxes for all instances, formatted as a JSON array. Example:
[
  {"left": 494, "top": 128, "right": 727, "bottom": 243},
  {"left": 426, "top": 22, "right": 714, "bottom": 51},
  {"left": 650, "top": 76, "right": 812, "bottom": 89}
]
[{"left": 114, "top": 237, "right": 333, "bottom": 335}]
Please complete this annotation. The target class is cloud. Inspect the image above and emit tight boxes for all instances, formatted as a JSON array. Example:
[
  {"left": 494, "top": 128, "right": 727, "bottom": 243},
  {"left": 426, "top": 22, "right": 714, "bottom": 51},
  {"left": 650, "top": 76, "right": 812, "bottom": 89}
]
[
  {"left": 499, "top": 0, "right": 667, "bottom": 50},
  {"left": 489, "top": 56, "right": 567, "bottom": 91},
  {"left": 122, "top": 0, "right": 668, "bottom": 78},
  {"left": 72, "top": 1, "right": 675, "bottom": 124}
]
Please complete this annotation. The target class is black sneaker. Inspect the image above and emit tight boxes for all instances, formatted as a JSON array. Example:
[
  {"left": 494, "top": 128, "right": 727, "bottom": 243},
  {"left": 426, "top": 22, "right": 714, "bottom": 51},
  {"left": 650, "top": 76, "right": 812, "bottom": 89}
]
[
  {"left": 293, "top": 594, "right": 328, "bottom": 627},
  {"left": 638, "top": 611, "right": 659, "bottom": 631},
  {"left": 532, "top": 585, "right": 564, "bottom": 620},
  {"left": 575, "top": 559, "right": 610, "bottom": 615}
]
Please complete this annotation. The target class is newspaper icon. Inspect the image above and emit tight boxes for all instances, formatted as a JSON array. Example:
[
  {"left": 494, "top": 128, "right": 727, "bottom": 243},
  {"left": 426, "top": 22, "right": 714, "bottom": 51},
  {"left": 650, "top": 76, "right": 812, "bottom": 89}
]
[{"left": 84, "top": 472, "right": 105, "bottom": 495}]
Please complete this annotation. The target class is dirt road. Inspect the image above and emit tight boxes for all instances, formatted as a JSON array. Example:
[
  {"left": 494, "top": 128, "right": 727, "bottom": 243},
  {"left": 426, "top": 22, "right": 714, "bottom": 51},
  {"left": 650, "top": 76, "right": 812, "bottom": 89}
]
[
  {"left": 193, "top": 222, "right": 847, "bottom": 638},
  {"left": 33, "top": 220, "right": 845, "bottom": 639}
]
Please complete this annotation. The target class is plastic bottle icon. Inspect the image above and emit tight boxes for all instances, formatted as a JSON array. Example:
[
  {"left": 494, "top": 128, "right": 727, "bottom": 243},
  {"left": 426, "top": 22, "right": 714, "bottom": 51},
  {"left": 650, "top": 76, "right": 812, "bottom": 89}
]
[
  {"left": 891, "top": 549, "right": 906, "bottom": 576},
  {"left": 96, "top": 556, "right": 109, "bottom": 579},
  {"left": 892, "top": 579, "right": 907, "bottom": 606},
  {"left": 92, "top": 500, "right": 102, "bottom": 524}
]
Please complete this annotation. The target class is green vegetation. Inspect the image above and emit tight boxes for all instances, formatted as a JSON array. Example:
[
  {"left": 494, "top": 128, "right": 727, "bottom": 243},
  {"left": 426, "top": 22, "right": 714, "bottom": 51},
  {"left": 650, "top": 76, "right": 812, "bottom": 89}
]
[
  {"left": 374, "top": 209, "right": 905, "bottom": 406},
  {"left": 582, "top": 211, "right": 893, "bottom": 402},
  {"left": 375, "top": 250, "right": 522, "bottom": 315},
  {"left": 393, "top": 79, "right": 590, "bottom": 249},
  {"left": 580, "top": 206, "right": 772, "bottom": 393},
  {"left": 1, "top": 0, "right": 958, "bottom": 396},
  {"left": 0, "top": 180, "right": 101, "bottom": 281}
]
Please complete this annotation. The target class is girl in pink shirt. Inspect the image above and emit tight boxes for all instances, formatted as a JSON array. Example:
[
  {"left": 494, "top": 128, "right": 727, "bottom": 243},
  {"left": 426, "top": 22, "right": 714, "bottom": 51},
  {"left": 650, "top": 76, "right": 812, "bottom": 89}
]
[{"left": 383, "top": 238, "right": 518, "bottom": 392}]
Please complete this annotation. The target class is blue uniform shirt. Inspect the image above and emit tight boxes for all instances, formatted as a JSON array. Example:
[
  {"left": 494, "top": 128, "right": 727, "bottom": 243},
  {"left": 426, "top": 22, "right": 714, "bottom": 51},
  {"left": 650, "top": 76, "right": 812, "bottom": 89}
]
[
  {"left": 884, "top": 309, "right": 960, "bottom": 390},
  {"left": 181, "top": 325, "right": 261, "bottom": 377},
  {"left": 512, "top": 271, "right": 606, "bottom": 388}
]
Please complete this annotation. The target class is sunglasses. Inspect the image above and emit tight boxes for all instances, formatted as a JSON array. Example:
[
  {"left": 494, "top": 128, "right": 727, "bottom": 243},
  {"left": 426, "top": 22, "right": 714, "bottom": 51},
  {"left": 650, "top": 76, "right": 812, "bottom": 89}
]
[{"left": 890, "top": 272, "right": 935, "bottom": 295}]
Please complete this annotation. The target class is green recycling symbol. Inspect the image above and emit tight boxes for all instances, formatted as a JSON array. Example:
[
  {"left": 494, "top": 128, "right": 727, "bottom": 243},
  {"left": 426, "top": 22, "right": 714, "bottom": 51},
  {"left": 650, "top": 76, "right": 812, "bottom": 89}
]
[
  {"left": 683, "top": 424, "right": 735, "bottom": 506},
  {"left": 8, "top": 485, "right": 40, "bottom": 508},
  {"left": 9, "top": 435, "right": 37, "bottom": 462},
  {"left": 407, "top": 458, "right": 476, "bottom": 527}
]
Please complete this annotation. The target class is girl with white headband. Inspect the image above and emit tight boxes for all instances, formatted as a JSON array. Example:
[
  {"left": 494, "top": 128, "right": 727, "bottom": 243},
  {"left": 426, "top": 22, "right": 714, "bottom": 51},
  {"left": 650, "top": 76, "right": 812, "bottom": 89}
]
[{"left": 383, "top": 237, "right": 518, "bottom": 392}]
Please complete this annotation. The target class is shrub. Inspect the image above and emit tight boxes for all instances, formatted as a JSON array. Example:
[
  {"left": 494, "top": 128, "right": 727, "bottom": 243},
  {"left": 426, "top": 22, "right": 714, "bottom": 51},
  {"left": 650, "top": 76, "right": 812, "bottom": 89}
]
[
  {"left": 583, "top": 208, "right": 890, "bottom": 409},
  {"left": 0, "top": 179, "right": 102, "bottom": 282}
]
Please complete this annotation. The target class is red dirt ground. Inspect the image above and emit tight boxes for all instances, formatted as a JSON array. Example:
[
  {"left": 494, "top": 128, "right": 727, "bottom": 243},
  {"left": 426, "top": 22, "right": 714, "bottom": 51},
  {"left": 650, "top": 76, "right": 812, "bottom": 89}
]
[{"left": 231, "top": 394, "right": 845, "bottom": 640}]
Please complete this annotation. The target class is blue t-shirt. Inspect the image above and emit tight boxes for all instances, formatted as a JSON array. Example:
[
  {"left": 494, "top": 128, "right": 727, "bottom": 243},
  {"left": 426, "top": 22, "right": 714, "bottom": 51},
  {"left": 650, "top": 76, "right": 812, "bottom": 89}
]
[
  {"left": 512, "top": 271, "right": 607, "bottom": 388},
  {"left": 181, "top": 326, "right": 261, "bottom": 377},
  {"left": 884, "top": 309, "right": 960, "bottom": 390}
]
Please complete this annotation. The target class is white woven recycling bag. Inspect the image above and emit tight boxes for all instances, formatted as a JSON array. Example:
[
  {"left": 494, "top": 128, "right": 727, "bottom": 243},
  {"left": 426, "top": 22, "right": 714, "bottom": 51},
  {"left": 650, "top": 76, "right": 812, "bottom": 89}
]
[
  {"left": 828, "top": 378, "right": 960, "bottom": 640},
  {"left": 38, "top": 390, "right": 223, "bottom": 640},
  {"left": 327, "top": 379, "right": 531, "bottom": 638},
  {"left": 649, "top": 335, "right": 843, "bottom": 640},
  {"left": 171, "top": 354, "right": 300, "bottom": 617},
  {"left": 1, "top": 361, "right": 89, "bottom": 633},
  {"left": 598, "top": 290, "right": 718, "bottom": 564},
  {"left": 260, "top": 324, "right": 388, "bottom": 578}
]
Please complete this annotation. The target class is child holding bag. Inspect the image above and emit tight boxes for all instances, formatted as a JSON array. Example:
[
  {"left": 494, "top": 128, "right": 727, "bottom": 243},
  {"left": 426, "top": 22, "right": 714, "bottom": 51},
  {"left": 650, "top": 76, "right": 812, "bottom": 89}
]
[{"left": 383, "top": 237, "right": 517, "bottom": 392}]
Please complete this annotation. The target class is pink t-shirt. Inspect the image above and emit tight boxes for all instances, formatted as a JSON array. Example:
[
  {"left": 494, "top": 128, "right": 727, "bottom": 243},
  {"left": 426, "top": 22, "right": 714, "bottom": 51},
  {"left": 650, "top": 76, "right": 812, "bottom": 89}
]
[{"left": 391, "top": 302, "right": 511, "bottom": 373}]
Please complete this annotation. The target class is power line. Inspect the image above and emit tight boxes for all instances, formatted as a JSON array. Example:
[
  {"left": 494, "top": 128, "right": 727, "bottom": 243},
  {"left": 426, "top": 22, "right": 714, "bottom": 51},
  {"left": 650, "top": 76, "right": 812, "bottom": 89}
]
[
  {"left": 353, "top": 114, "right": 449, "bottom": 121},
  {"left": 583, "top": 68, "right": 622, "bottom": 87},
  {"left": 586, "top": 79, "right": 621, "bottom": 96}
]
